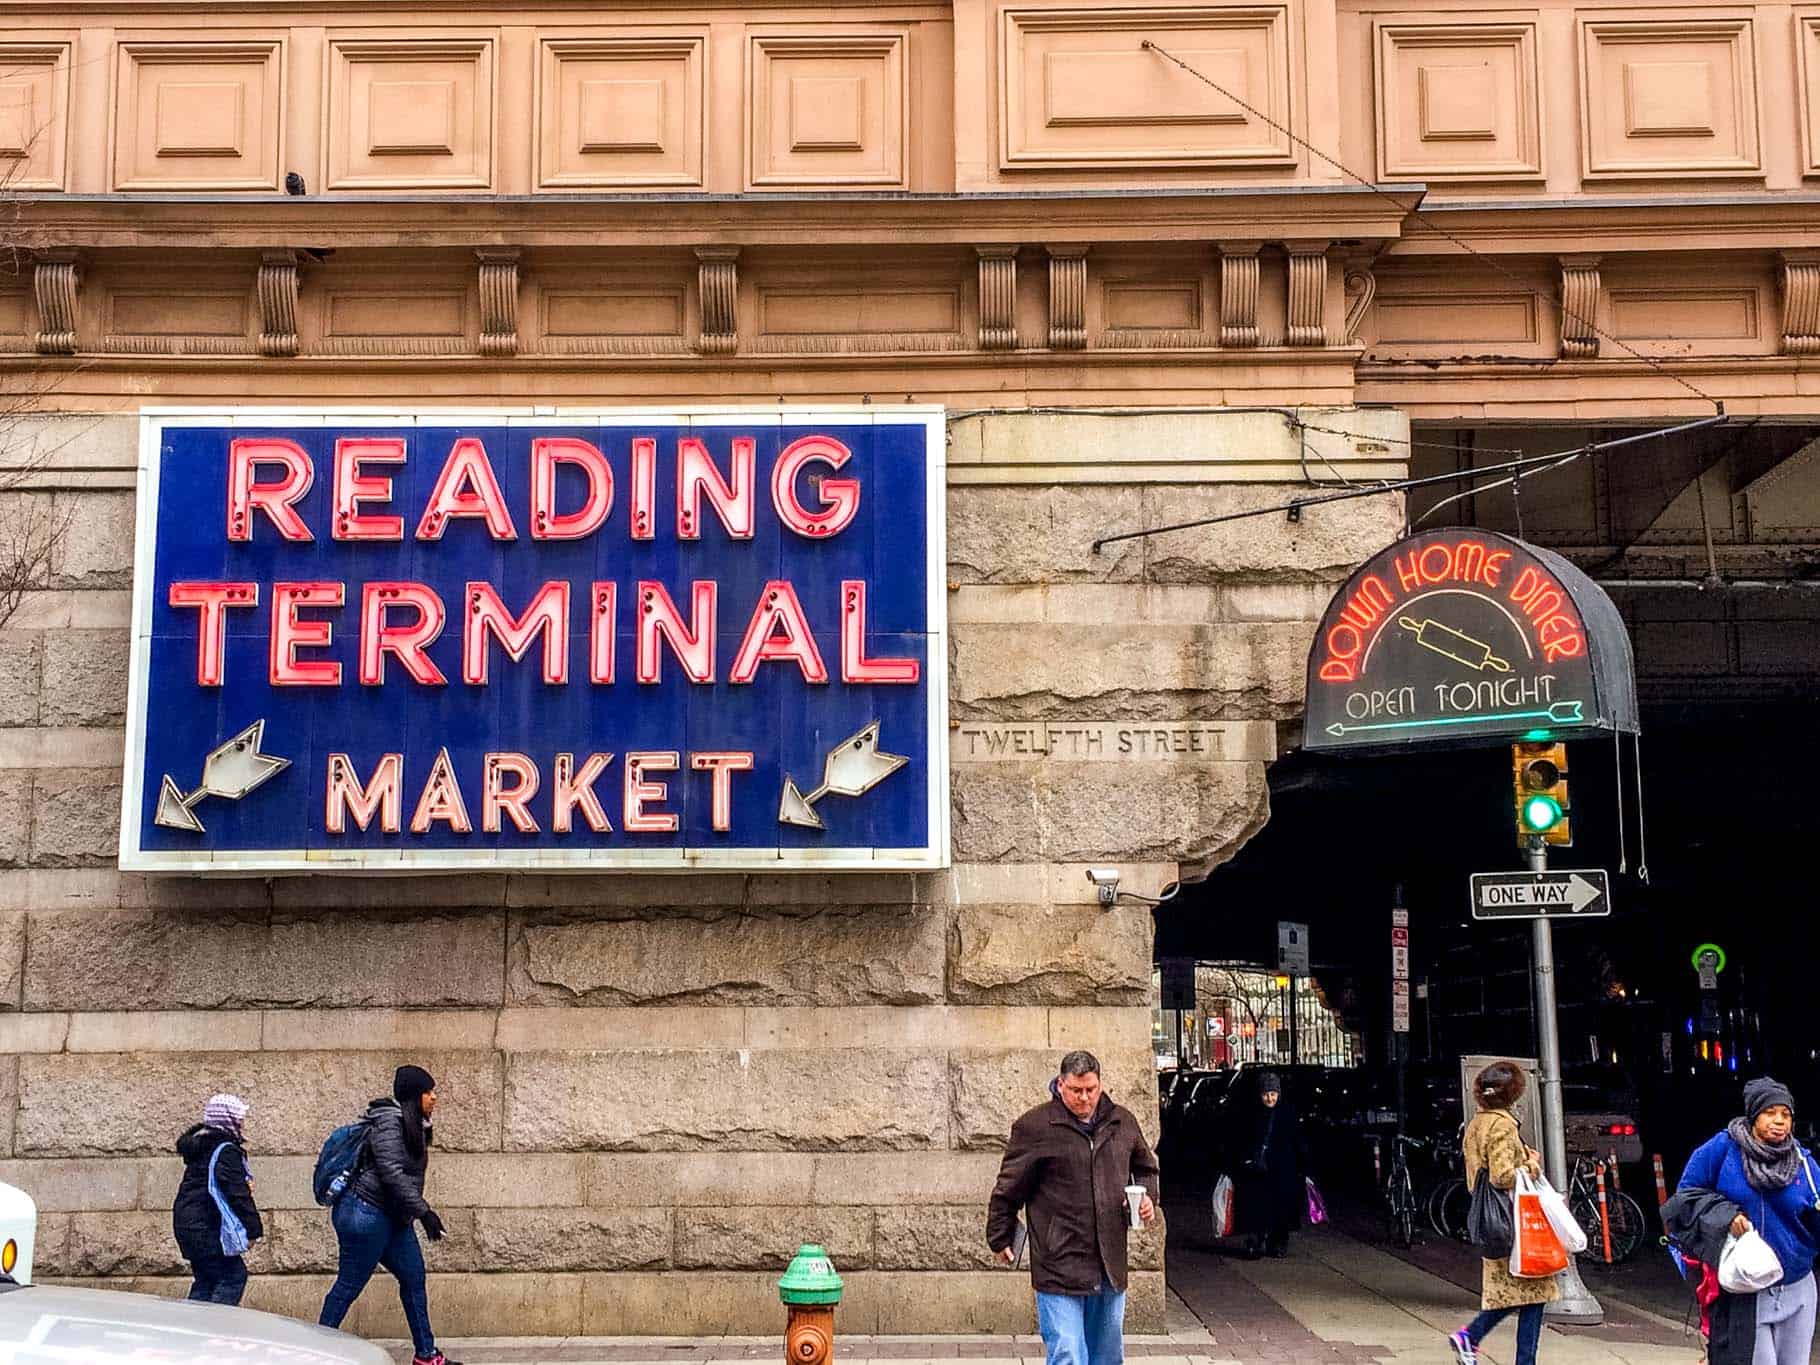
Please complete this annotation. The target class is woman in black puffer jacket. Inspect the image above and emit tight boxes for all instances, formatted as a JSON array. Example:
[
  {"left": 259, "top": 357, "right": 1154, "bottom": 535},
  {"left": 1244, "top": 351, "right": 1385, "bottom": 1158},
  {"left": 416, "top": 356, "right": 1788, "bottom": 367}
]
[
  {"left": 172, "top": 1093, "right": 263, "bottom": 1304},
  {"left": 319, "top": 1066, "right": 457, "bottom": 1365}
]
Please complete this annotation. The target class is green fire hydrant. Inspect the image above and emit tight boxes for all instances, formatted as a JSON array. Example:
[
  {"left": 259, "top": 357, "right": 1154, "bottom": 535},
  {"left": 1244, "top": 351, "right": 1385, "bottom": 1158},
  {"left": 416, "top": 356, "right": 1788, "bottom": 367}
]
[{"left": 779, "top": 1245, "right": 843, "bottom": 1365}]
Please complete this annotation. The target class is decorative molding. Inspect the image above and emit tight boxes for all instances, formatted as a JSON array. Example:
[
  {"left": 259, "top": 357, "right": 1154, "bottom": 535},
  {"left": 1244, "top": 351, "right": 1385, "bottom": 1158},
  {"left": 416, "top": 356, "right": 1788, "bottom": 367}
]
[
  {"left": 1780, "top": 250, "right": 1820, "bottom": 355},
  {"left": 537, "top": 37, "right": 706, "bottom": 190},
  {"left": 1219, "top": 242, "right": 1261, "bottom": 348},
  {"left": 1801, "top": 16, "right": 1820, "bottom": 178},
  {"left": 1047, "top": 246, "right": 1088, "bottom": 350},
  {"left": 256, "top": 249, "right": 298, "bottom": 358},
  {"left": 1286, "top": 241, "right": 1328, "bottom": 347},
  {"left": 1373, "top": 22, "right": 1543, "bottom": 182},
  {"left": 998, "top": 6, "right": 1296, "bottom": 170},
  {"left": 327, "top": 38, "right": 495, "bottom": 191},
  {"left": 112, "top": 41, "right": 284, "bottom": 191},
  {"left": 1577, "top": 18, "right": 1762, "bottom": 179},
  {"left": 476, "top": 247, "right": 520, "bottom": 358},
  {"left": 747, "top": 34, "right": 908, "bottom": 189},
  {"left": 1559, "top": 254, "right": 1601, "bottom": 358},
  {"left": 695, "top": 246, "right": 739, "bottom": 355},
  {"left": 33, "top": 251, "right": 79, "bottom": 355},
  {"left": 0, "top": 43, "right": 73, "bottom": 191},
  {"left": 977, "top": 246, "right": 1019, "bottom": 350},
  {"left": 1343, "top": 267, "right": 1376, "bottom": 342}
]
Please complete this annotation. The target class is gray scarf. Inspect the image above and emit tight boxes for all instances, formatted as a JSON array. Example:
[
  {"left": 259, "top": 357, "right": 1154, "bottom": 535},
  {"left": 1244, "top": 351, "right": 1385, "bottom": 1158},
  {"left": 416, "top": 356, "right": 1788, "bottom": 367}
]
[{"left": 1729, "top": 1116, "right": 1801, "bottom": 1191}]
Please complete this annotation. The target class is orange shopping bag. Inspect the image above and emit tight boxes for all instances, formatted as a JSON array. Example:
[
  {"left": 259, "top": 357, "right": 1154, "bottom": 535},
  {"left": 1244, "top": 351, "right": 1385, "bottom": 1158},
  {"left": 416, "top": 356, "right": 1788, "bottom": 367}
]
[{"left": 1509, "top": 1171, "right": 1569, "bottom": 1278}]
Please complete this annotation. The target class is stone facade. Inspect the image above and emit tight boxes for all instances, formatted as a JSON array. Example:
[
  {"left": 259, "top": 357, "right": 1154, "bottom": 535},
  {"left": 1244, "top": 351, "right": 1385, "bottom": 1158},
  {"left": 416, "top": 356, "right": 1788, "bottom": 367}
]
[{"left": 0, "top": 406, "right": 1405, "bottom": 1334}]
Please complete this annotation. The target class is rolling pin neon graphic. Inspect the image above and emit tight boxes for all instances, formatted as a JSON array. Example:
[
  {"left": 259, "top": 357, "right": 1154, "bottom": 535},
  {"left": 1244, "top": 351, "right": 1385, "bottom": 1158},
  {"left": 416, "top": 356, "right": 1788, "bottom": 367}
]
[{"left": 1397, "top": 616, "right": 1511, "bottom": 673}]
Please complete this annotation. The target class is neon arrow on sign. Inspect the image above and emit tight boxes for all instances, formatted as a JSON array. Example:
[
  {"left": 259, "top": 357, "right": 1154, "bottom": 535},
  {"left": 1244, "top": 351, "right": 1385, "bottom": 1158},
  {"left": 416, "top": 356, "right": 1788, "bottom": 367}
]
[
  {"left": 154, "top": 719, "right": 291, "bottom": 833},
  {"left": 779, "top": 721, "right": 907, "bottom": 830},
  {"left": 1323, "top": 699, "right": 1585, "bottom": 740}
]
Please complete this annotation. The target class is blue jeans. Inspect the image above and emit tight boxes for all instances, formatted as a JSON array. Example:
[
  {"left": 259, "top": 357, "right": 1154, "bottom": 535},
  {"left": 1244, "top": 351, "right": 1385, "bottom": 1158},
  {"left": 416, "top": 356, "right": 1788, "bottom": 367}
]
[
  {"left": 1467, "top": 1304, "right": 1543, "bottom": 1365},
  {"left": 318, "top": 1195, "right": 435, "bottom": 1355},
  {"left": 1036, "top": 1281, "right": 1126, "bottom": 1365},
  {"left": 185, "top": 1251, "right": 247, "bottom": 1305}
]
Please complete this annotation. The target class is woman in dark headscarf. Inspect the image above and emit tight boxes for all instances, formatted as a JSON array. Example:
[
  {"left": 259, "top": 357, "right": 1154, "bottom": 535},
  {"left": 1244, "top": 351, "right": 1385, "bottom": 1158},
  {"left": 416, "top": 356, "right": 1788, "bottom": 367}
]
[
  {"left": 1674, "top": 1076, "right": 1820, "bottom": 1365},
  {"left": 1233, "top": 1072, "right": 1302, "bottom": 1259}
]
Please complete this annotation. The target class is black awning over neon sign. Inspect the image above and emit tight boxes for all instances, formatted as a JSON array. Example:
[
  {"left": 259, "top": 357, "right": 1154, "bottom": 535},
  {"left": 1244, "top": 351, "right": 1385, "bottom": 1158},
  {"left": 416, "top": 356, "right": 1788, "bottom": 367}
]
[{"left": 1303, "top": 529, "right": 1639, "bottom": 752}]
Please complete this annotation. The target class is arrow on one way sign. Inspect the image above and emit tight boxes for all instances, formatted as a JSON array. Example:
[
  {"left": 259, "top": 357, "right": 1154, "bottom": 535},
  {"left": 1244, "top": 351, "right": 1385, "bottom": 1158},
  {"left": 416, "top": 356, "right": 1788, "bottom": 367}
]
[{"left": 1470, "top": 869, "right": 1611, "bottom": 920}]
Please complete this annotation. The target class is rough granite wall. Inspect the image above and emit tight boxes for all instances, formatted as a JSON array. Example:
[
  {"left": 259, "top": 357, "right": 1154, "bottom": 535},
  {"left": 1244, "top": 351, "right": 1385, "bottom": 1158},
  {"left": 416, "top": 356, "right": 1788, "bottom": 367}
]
[{"left": 0, "top": 412, "right": 1404, "bottom": 1337}]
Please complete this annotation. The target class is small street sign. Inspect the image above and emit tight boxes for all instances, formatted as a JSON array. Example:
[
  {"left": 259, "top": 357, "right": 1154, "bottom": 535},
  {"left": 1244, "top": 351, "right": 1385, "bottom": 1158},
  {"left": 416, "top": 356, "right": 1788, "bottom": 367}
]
[
  {"left": 1391, "top": 907, "right": 1409, "bottom": 928},
  {"left": 1277, "top": 921, "right": 1310, "bottom": 976},
  {"left": 1391, "top": 979, "right": 1411, "bottom": 1032},
  {"left": 1470, "top": 869, "right": 1611, "bottom": 920}
]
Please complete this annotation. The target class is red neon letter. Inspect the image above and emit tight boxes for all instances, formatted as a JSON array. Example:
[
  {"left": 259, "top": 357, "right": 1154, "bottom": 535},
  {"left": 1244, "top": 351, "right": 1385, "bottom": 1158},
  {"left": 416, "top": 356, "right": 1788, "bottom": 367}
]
[
  {"left": 840, "top": 580, "right": 919, "bottom": 683},
  {"left": 630, "top": 437, "right": 657, "bottom": 541},
  {"left": 325, "top": 752, "right": 402, "bottom": 834},
  {"left": 464, "top": 581, "right": 570, "bottom": 685},
  {"left": 624, "top": 751, "right": 680, "bottom": 833},
  {"left": 168, "top": 582, "right": 258, "bottom": 686},
  {"left": 589, "top": 582, "right": 617, "bottom": 684},
  {"left": 636, "top": 580, "right": 716, "bottom": 684},
  {"left": 531, "top": 437, "right": 613, "bottom": 541},
  {"left": 552, "top": 752, "right": 614, "bottom": 833},
  {"left": 227, "top": 438, "right": 314, "bottom": 542},
  {"left": 270, "top": 581, "right": 344, "bottom": 686},
  {"left": 482, "top": 752, "right": 540, "bottom": 833},
  {"left": 730, "top": 580, "right": 828, "bottom": 684},
  {"left": 359, "top": 583, "right": 447, "bottom": 686},
  {"left": 409, "top": 747, "right": 471, "bottom": 832},
  {"left": 332, "top": 437, "right": 405, "bottom": 541},
  {"left": 416, "top": 437, "right": 517, "bottom": 541},
  {"left": 678, "top": 436, "right": 757, "bottom": 540},
  {"left": 772, "top": 435, "right": 860, "bottom": 538},
  {"left": 690, "top": 751, "right": 753, "bottom": 832}
]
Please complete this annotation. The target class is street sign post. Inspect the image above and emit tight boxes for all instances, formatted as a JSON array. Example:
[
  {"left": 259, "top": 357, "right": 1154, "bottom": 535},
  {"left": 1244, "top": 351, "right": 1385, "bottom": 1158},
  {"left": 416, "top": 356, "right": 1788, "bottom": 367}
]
[{"left": 1470, "top": 869, "right": 1611, "bottom": 920}]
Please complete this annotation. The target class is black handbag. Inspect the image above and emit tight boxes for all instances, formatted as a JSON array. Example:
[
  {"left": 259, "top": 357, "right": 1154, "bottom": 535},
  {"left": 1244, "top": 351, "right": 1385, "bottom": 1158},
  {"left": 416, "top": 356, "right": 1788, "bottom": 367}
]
[{"left": 1466, "top": 1169, "right": 1514, "bottom": 1258}]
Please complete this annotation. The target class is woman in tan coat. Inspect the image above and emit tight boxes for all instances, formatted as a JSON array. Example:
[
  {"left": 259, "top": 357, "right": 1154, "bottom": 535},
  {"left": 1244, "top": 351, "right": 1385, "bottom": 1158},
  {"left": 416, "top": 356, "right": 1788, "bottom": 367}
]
[{"left": 1447, "top": 1061, "right": 1559, "bottom": 1365}]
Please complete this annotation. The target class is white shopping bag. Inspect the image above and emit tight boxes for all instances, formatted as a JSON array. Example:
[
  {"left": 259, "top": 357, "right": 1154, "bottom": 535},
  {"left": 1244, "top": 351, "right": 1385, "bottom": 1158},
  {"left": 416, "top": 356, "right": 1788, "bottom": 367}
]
[
  {"left": 1211, "top": 1174, "right": 1235, "bottom": 1238},
  {"left": 1533, "top": 1174, "right": 1588, "bottom": 1254},
  {"left": 1719, "top": 1229, "right": 1784, "bottom": 1294}
]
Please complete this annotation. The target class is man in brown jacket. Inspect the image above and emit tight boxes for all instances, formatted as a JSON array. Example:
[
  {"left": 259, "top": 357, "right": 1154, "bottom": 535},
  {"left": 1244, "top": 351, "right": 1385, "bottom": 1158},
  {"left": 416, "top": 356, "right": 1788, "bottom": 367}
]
[{"left": 986, "top": 1050, "right": 1160, "bottom": 1365}]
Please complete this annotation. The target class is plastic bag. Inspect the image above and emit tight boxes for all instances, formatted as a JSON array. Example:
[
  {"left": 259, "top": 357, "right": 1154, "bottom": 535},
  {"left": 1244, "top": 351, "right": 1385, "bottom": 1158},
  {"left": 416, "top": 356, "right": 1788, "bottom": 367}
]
[
  {"left": 1306, "top": 1177, "right": 1328, "bottom": 1226},
  {"left": 1212, "top": 1175, "right": 1235, "bottom": 1238},
  {"left": 1719, "top": 1229, "right": 1784, "bottom": 1294},
  {"left": 1533, "top": 1174, "right": 1588, "bottom": 1254},
  {"left": 1510, "top": 1171, "right": 1569, "bottom": 1278},
  {"left": 1466, "top": 1170, "right": 1514, "bottom": 1258}
]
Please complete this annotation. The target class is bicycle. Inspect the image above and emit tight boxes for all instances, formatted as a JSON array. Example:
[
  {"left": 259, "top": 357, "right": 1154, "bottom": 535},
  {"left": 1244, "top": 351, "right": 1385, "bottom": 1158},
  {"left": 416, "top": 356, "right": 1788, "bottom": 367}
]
[
  {"left": 1383, "top": 1133, "right": 1425, "bottom": 1248},
  {"left": 1566, "top": 1154, "right": 1647, "bottom": 1265}
]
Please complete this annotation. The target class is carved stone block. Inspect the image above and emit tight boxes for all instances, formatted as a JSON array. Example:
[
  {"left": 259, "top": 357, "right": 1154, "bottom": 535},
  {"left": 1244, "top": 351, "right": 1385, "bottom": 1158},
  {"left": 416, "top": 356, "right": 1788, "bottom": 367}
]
[
  {"left": 256, "top": 249, "right": 298, "bottom": 358},
  {"left": 1559, "top": 254, "right": 1601, "bottom": 359},
  {"left": 1780, "top": 251, "right": 1820, "bottom": 355},
  {"left": 477, "top": 248, "right": 520, "bottom": 359},
  {"left": 695, "top": 247, "right": 738, "bottom": 356},
  {"left": 1219, "top": 242, "right": 1260, "bottom": 348},
  {"left": 1286, "top": 242, "right": 1328, "bottom": 347},
  {"left": 977, "top": 247, "right": 1019, "bottom": 351},
  {"left": 1046, "top": 246, "right": 1087, "bottom": 351},
  {"left": 33, "top": 252, "right": 79, "bottom": 356}
]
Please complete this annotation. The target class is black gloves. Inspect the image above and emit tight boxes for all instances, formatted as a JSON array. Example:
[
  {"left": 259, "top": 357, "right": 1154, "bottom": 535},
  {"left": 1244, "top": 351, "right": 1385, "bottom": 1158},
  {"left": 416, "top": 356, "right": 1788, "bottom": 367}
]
[{"left": 421, "top": 1210, "right": 445, "bottom": 1241}]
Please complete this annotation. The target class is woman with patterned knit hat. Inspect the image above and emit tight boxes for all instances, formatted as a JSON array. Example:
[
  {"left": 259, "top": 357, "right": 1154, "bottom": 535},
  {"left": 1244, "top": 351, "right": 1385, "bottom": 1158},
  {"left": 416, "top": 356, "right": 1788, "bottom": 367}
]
[
  {"left": 172, "top": 1092, "right": 263, "bottom": 1304},
  {"left": 319, "top": 1065, "right": 459, "bottom": 1365}
]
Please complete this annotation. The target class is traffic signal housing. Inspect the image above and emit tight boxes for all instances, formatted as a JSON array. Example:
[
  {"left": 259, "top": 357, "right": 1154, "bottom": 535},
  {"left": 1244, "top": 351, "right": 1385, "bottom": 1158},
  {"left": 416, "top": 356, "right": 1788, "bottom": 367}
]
[{"left": 1512, "top": 741, "right": 1572, "bottom": 846}]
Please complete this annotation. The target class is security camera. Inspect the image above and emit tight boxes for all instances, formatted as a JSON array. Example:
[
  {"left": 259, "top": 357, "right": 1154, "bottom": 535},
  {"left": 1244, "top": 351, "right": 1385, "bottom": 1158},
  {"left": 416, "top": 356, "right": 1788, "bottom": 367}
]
[{"left": 1085, "top": 868, "right": 1120, "bottom": 906}]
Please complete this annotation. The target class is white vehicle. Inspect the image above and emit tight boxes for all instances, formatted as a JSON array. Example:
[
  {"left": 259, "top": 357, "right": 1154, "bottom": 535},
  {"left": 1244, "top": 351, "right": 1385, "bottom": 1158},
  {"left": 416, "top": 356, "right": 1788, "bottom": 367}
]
[{"left": 0, "top": 1181, "right": 389, "bottom": 1365}]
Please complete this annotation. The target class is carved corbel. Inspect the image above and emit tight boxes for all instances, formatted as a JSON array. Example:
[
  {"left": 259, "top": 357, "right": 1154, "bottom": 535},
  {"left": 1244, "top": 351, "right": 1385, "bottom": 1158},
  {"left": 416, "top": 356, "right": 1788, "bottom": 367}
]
[
  {"left": 1779, "top": 251, "right": 1820, "bottom": 355},
  {"left": 1343, "top": 266, "right": 1376, "bottom": 343},
  {"left": 977, "top": 246, "right": 1019, "bottom": 351},
  {"left": 695, "top": 247, "right": 739, "bottom": 356},
  {"left": 1286, "top": 241, "right": 1329, "bottom": 348},
  {"left": 1046, "top": 245, "right": 1088, "bottom": 351},
  {"left": 1559, "top": 255, "right": 1601, "bottom": 359},
  {"left": 256, "top": 249, "right": 299, "bottom": 358},
  {"left": 476, "top": 248, "right": 521, "bottom": 359},
  {"left": 1219, "top": 242, "right": 1261, "bottom": 348},
  {"left": 33, "top": 250, "right": 79, "bottom": 356}
]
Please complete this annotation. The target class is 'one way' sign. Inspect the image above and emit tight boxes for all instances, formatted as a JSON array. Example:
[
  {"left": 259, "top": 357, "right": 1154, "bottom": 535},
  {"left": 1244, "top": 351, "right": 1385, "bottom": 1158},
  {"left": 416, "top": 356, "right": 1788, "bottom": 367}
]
[{"left": 1469, "top": 870, "right": 1611, "bottom": 921}]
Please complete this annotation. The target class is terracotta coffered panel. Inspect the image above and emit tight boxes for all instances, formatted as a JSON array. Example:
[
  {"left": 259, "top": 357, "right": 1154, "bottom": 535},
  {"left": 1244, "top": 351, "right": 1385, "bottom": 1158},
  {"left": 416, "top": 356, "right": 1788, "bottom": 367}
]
[
  {"left": 0, "top": 43, "right": 71, "bottom": 190},
  {"left": 0, "top": 290, "right": 31, "bottom": 351},
  {"left": 999, "top": 6, "right": 1294, "bottom": 170},
  {"left": 102, "top": 288, "right": 254, "bottom": 354},
  {"left": 112, "top": 41, "right": 283, "bottom": 191},
  {"left": 756, "top": 283, "right": 966, "bottom": 352},
  {"left": 327, "top": 38, "right": 494, "bottom": 190},
  {"left": 747, "top": 33, "right": 908, "bottom": 188},
  {"left": 1610, "top": 286, "right": 1762, "bottom": 348},
  {"left": 1372, "top": 289, "right": 1543, "bottom": 354},
  {"left": 1578, "top": 17, "right": 1761, "bottom": 178},
  {"left": 537, "top": 37, "right": 704, "bottom": 189},
  {"left": 532, "top": 255, "right": 696, "bottom": 354},
  {"left": 1374, "top": 22, "right": 1542, "bottom": 181},
  {"left": 1798, "top": 15, "right": 1820, "bottom": 177}
]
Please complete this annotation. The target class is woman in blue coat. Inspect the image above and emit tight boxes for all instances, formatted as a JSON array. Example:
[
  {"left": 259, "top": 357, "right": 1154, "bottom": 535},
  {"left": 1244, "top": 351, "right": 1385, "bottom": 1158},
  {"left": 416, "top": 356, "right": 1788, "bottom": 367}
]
[{"left": 1678, "top": 1077, "right": 1820, "bottom": 1365}]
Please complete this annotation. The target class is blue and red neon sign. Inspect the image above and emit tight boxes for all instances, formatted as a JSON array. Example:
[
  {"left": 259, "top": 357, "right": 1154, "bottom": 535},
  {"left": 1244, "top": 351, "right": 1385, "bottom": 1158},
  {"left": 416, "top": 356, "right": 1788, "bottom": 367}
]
[{"left": 122, "top": 408, "right": 948, "bottom": 871}]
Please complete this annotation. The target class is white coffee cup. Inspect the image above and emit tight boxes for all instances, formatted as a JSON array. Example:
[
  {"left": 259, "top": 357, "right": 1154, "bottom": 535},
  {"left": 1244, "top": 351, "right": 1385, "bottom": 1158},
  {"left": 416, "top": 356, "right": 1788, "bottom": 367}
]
[{"left": 1124, "top": 1184, "right": 1146, "bottom": 1230}]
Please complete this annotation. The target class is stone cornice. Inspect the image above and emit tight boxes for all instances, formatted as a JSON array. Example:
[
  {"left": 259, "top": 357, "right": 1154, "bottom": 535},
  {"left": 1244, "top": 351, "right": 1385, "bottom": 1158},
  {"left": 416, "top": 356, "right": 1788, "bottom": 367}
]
[
  {"left": 12, "top": 187, "right": 1424, "bottom": 250},
  {"left": 1391, "top": 195, "right": 1820, "bottom": 257}
]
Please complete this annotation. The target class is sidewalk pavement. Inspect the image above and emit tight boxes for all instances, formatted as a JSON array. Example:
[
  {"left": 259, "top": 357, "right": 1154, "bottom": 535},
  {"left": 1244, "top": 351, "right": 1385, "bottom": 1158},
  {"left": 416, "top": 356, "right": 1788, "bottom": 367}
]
[{"left": 376, "top": 1224, "right": 1714, "bottom": 1365}]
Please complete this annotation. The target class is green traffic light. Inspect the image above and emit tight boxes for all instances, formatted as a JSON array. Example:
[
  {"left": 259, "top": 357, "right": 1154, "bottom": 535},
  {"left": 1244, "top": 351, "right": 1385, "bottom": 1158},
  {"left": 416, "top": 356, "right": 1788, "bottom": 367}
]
[{"left": 1521, "top": 793, "right": 1563, "bottom": 831}]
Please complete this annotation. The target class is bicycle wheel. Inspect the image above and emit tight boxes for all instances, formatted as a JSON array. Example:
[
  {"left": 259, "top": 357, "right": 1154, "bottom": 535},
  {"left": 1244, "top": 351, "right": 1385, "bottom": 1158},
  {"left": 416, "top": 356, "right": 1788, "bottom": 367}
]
[
  {"left": 1430, "top": 1178, "right": 1470, "bottom": 1240},
  {"left": 1571, "top": 1190, "right": 1647, "bottom": 1264},
  {"left": 1391, "top": 1173, "right": 1417, "bottom": 1248}
]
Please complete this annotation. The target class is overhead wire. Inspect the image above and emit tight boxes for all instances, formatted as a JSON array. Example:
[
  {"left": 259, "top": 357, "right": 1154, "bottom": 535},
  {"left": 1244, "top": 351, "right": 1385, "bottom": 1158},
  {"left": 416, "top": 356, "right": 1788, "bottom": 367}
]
[{"left": 1141, "top": 41, "right": 1727, "bottom": 416}]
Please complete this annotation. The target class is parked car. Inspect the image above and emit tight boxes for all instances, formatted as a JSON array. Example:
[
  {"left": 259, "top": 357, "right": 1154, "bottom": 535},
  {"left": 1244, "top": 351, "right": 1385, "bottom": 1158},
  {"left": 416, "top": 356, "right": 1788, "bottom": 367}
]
[
  {"left": 0, "top": 1181, "right": 389, "bottom": 1365},
  {"left": 1563, "top": 1062, "right": 1645, "bottom": 1163}
]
